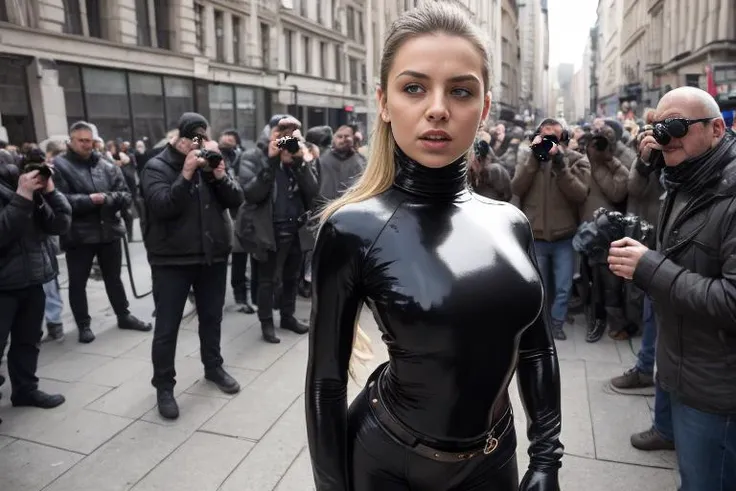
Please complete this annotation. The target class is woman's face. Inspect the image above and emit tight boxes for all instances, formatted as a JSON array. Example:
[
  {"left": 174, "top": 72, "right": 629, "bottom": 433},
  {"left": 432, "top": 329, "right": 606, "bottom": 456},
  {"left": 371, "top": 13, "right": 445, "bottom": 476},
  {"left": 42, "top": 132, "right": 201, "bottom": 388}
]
[{"left": 378, "top": 34, "right": 490, "bottom": 168}]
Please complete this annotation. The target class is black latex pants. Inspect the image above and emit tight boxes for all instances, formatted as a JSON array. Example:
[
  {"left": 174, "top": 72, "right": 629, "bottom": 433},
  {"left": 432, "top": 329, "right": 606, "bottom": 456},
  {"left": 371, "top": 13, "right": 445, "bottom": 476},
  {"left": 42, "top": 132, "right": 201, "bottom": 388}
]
[{"left": 347, "top": 385, "right": 519, "bottom": 491}]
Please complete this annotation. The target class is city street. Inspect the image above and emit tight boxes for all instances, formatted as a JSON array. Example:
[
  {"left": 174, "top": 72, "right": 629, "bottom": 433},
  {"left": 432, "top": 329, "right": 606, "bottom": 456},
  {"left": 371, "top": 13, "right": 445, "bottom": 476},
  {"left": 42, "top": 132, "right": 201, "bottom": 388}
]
[{"left": 0, "top": 235, "right": 678, "bottom": 491}]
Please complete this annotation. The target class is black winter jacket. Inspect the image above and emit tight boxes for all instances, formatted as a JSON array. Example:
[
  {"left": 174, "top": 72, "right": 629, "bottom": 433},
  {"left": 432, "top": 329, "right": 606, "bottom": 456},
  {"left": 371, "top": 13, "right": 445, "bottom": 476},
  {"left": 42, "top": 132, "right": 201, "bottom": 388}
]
[
  {"left": 53, "top": 150, "right": 131, "bottom": 248},
  {"left": 633, "top": 139, "right": 736, "bottom": 414},
  {"left": 141, "top": 145, "right": 244, "bottom": 266},
  {"left": 0, "top": 179, "right": 72, "bottom": 291},
  {"left": 235, "top": 145, "right": 319, "bottom": 260}
]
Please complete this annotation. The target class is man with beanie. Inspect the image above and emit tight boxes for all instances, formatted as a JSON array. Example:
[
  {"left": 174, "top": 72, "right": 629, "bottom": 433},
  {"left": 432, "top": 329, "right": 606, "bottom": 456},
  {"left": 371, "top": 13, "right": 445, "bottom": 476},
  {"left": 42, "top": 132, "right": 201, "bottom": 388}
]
[
  {"left": 53, "top": 121, "right": 151, "bottom": 343},
  {"left": 141, "top": 112, "right": 244, "bottom": 419},
  {"left": 316, "top": 125, "right": 364, "bottom": 204},
  {"left": 237, "top": 115, "right": 319, "bottom": 343}
]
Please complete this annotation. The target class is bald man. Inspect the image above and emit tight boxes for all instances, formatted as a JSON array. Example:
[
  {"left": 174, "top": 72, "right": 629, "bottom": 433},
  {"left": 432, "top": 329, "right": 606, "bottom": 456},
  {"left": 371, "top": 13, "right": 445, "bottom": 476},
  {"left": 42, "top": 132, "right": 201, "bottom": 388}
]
[{"left": 608, "top": 86, "right": 736, "bottom": 490}]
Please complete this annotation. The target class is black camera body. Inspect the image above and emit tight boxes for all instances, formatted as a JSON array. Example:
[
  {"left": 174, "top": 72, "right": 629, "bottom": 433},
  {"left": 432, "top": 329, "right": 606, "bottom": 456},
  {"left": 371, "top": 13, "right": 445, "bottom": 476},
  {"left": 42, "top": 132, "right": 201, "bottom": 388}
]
[
  {"left": 531, "top": 135, "right": 559, "bottom": 162},
  {"left": 276, "top": 136, "right": 301, "bottom": 154},
  {"left": 21, "top": 148, "right": 53, "bottom": 179},
  {"left": 199, "top": 149, "right": 223, "bottom": 171}
]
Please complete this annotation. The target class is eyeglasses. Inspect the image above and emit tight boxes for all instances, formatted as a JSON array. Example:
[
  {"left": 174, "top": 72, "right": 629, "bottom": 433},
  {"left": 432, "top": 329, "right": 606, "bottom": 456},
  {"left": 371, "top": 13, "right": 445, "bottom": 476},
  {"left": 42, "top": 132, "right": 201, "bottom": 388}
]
[{"left": 652, "top": 117, "right": 714, "bottom": 145}]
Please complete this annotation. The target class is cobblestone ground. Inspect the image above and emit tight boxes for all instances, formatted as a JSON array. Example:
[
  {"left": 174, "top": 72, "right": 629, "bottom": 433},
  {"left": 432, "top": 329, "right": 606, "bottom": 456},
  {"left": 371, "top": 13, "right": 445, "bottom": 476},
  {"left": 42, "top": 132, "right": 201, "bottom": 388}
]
[{"left": 0, "top": 236, "right": 678, "bottom": 491}]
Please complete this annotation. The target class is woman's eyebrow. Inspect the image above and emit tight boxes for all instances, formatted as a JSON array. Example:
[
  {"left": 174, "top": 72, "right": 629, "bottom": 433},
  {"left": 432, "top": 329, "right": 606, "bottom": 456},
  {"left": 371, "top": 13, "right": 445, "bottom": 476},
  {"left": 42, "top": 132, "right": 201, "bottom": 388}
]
[{"left": 395, "top": 70, "right": 481, "bottom": 84}]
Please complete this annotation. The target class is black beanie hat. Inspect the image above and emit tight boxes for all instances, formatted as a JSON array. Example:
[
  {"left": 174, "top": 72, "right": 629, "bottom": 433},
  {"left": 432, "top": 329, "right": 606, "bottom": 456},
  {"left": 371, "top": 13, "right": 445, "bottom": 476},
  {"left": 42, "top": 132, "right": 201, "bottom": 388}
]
[
  {"left": 268, "top": 114, "right": 294, "bottom": 129},
  {"left": 177, "top": 112, "right": 209, "bottom": 139},
  {"left": 603, "top": 119, "right": 623, "bottom": 142}
]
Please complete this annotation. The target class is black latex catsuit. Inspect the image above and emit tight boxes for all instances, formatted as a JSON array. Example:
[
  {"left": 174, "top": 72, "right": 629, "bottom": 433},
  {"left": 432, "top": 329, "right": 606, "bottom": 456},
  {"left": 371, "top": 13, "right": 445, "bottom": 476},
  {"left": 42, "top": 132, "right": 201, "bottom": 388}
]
[{"left": 306, "top": 148, "right": 564, "bottom": 491}]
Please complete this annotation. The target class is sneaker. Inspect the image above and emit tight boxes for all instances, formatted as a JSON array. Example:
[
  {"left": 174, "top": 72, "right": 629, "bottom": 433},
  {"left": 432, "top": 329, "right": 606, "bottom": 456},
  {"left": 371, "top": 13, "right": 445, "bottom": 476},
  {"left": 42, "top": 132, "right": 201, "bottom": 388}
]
[
  {"left": 118, "top": 314, "right": 152, "bottom": 332},
  {"left": 611, "top": 367, "right": 654, "bottom": 389},
  {"left": 11, "top": 389, "right": 65, "bottom": 409},
  {"left": 205, "top": 367, "right": 241, "bottom": 394},
  {"left": 630, "top": 427, "right": 675, "bottom": 451},
  {"left": 157, "top": 389, "right": 179, "bottom": 420},
  {"left": 281, "top": 316, "right": 309, "bottom": 335}
]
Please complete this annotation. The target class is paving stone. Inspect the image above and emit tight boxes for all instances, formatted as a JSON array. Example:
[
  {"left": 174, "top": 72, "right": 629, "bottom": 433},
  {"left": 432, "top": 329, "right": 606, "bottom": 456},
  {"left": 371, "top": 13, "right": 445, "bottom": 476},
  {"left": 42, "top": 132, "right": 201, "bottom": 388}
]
[
  {"left": 184, "top": 366, "right": 261, "bottom": 399},
  {"left": 586, "top": 361, "right": 677, "bottom": 469},
  {"left": 72, "top": 328, "right": 153, "bottom": 358},
  {"left": 220, "top": 395, "right": 308, "bottom": 491},
  {"left": 36, "top": 352, "right": 114, "bottom": 383},
  {"left": 141, "top": 393, "right": 228, "bottom": 433},
  {"left": 558, "top": 454, "right": 678, "bottom": 491},
  {"left": 0, "top": 435, "right": 15, "bottom": 450},
  {"left": 44, "top": 421, "right": 190, "bottom": 491},
  {"left": 80, "top": 356, "right": 151, "bottom": 388},
  {"left": 273, "top": 447, "right": 314, "bottom": 491},
  {"left": 201, "top": 339, "right": 308, "bottom": 440},
  {"left": 215, "top": 320, "right": 307, "bottom": 371},
  {"left": 0, "top": 440, "right": 84, "bottom": 491},
  {"left": 123, "top": 328, "right": 201, "bottom": 361},
  {"left": 558, "top": 359, "right": 596, "bottom": 458},
  {"left": 130, "top": 432, "right": 253, "bottom": 491}
]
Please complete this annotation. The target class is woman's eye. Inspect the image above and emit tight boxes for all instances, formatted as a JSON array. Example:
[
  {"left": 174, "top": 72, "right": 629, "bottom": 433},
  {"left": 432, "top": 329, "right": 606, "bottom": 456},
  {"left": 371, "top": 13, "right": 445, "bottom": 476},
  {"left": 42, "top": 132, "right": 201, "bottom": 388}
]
[
  {"left": 452, "top": 88, "right": 472, "bottom": 98},
  {"left": 404, "top": 84, "right": 424, "bottom": 94}
]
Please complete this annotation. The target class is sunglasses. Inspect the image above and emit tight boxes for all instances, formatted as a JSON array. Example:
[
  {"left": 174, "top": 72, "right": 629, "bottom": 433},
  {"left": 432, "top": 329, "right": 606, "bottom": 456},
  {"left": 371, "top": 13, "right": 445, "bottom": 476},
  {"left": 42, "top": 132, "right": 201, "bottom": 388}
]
[{"left": 652, "top": 117, "right": 714, "bottom": 145}]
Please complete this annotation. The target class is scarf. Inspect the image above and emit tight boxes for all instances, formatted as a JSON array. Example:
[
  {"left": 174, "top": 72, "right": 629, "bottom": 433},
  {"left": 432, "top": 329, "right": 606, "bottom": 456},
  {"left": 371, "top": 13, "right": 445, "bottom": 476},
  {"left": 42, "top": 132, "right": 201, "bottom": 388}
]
[{"left": 662, "top": 132, "right": 736, "bottom": 194}]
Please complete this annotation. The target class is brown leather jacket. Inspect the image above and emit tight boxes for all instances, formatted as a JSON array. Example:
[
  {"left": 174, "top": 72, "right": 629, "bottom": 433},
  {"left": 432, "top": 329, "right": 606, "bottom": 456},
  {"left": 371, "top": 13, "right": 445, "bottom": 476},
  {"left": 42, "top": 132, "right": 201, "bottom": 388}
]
[
  {"left": 580, "top": 151, "right": 629, "bottom": 222},
  {"left": 511, "top": 146, "right": 591, "bottom": 242}
]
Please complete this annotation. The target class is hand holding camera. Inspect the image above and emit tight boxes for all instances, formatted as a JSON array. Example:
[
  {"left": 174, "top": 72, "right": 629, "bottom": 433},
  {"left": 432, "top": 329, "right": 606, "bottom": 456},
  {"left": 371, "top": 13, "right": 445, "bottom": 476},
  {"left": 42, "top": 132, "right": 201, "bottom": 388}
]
[
  {"left": 531, "top": 134, "right": 560, "bottom": 162},
  {"left": 16, "top": 170, "right": 45, "bottom": 200},
  {"left": 638, "top": 128, "right": 663, "bottom": 164}
]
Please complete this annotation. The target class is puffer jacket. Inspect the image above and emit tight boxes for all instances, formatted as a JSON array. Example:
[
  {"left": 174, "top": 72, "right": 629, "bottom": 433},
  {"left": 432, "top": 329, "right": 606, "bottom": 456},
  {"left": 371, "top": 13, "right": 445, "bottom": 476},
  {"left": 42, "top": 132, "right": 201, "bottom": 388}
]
[
  {"left": 580, "top": 151, "right": 629, "bottom": 222},
  {"left": 141, "top": 144, "right": 244, "bottom": 266},
  {"left": 511, "top": 146, "right": 591, "bottom": 242},
  {"left": 52, "top": 150, "right": 131, "bottom": 249},
  {"left": 633, "top": 139, "right": 736, "bottom": 414},
  {"left": 0, "top": 176, "right": 72, "bottom": 291}
]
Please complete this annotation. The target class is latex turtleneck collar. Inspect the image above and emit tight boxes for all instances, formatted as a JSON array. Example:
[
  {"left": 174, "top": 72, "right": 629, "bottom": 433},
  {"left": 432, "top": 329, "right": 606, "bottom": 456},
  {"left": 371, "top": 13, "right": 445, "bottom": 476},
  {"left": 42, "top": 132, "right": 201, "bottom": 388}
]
[{"left": 392, "top": 146, "right": 468, "bottom": 201}]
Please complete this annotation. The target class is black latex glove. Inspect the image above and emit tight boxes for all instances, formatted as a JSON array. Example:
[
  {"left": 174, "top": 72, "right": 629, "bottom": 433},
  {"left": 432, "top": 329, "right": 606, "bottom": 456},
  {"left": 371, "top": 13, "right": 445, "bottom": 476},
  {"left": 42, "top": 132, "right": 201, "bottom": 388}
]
[{"left": 519, "top": 469, "right": 560, "bottom": 491}]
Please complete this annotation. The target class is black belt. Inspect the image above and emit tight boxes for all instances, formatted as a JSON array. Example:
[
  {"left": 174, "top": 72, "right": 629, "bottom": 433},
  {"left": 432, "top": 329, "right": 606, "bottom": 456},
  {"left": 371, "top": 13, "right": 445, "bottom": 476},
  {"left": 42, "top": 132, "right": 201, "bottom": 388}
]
[{"left": 367, "top": 378, "right": 513, "bottom": 463}]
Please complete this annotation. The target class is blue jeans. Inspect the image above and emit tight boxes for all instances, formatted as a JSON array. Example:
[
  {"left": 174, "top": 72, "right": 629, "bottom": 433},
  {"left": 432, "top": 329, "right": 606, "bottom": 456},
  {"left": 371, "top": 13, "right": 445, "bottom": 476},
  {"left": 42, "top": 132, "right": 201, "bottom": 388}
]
[
  {"left": 670, "top": 394, "right": 736, "bottom": 491},
  {"left": 43, "top": 278, "right": 63, "bottom": 325},
  {"left": 534, "top": 238, "right": 575, "bottom": 325},
  {"left": 636, "top": 295, "right": 656, "bottom": 374},
  {"left": 653, "top": 383, "right": 674, "bottom": 442}
]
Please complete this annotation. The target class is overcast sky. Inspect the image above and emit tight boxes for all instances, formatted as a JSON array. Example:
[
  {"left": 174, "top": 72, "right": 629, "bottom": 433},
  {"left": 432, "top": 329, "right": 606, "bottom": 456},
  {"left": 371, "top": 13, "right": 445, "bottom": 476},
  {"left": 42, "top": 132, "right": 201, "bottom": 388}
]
[{"left": 547, "top": 0, "right": 599, "bottom": 69}]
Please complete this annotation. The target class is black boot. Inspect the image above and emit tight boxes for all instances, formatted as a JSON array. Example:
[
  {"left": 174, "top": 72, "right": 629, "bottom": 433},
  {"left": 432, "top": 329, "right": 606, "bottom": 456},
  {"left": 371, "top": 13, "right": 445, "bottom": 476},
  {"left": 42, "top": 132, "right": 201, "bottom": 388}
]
[
  {"left": 550, "top": 320, "right": 567, "bottom": 341},
  {"left": 45, "top": 322, "right": 65, "bottom": 342},
  {"left": 157, "top": 389, "right": 179, "bottom": 419},
  {"left": 118, "top": 314, "right": 152, "bottom": 332},
  {"left": 205, "top": 367, "right": 241, "bottom": 394},
  {"left": 586, "top": 318, "right": 606, "bottom": 343},
  {"left": 12, "top": 389, "right": 65, "bottom": 409},
  {"left": 281, "top": 316, "right": 309, "bottom": 335},
  {"left": 261, "top": 319, "right": 280, "bottom": 344},
  {"left": 78, "top": 324, "right": 95, "bottom": 343}
]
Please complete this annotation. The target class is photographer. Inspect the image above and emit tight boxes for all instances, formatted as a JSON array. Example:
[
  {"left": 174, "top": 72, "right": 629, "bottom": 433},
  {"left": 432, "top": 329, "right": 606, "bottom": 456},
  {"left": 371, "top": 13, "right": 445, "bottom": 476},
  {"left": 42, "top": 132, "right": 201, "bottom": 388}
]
[
  {"left": 0, "top": 149, "right": 71, "bottom": 410},
  {"left": 511, "top": 118, "right": 591, "bottom": 340},
  {"left": 579, "top": 124, "right": 629, "bottom": 342},
  {"left": 53, "top": 121, "right": 151, "bottom": 343},
  {"left": 608, "top": 87, "right": 736, "bottom": 488},
  {"left": 141, "top": 112, "right": 244, "bottom": 420},
  {"left": 468, "top": 134, "right": 511, "bottom": 201},
  {"left": 237, "top": 115, "right": 319, "bottom": 344}
]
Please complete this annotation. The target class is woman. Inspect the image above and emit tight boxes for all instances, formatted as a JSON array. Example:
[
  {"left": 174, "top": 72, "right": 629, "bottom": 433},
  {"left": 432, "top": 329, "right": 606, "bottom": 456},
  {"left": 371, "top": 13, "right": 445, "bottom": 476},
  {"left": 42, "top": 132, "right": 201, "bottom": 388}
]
[{"left": 305, "top": 4, "right": 563, "bottom": 491}]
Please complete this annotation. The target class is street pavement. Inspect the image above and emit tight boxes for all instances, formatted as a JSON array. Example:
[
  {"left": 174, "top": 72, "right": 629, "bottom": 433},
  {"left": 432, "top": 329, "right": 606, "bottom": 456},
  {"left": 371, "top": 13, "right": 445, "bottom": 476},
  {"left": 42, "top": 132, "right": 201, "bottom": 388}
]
[{"left": 0, "top": 233, "right": 678, "bottom": 491}]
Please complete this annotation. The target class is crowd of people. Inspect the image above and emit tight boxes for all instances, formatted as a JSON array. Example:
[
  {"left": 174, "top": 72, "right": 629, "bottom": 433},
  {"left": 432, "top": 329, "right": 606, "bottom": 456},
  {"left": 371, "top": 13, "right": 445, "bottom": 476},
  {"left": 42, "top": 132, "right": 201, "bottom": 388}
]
[{"left": 1, "top": 3, "right": 735, "bottom": 490}]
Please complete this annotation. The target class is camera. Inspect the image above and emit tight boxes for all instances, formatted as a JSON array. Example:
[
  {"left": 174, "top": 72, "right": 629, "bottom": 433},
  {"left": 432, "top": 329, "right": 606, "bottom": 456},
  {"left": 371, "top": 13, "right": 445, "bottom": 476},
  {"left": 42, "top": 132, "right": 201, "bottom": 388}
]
[
  {"left": 21, "top": 148, "right": 53, "bottom": 179},
  {"left": 198, "top": 149, "right": 223, "bottom": 171},
  {"left": 276, "top": 136, "right": 301, "bottom": 154},
  {"left": 473, "top": 138, "right": 491, "bottom": 159},
  {"left": 531, "top": 135, "right": 559, "bottom": 162},
  {"left": 573, "top": 208, "right": 655, "bottom": 262}
]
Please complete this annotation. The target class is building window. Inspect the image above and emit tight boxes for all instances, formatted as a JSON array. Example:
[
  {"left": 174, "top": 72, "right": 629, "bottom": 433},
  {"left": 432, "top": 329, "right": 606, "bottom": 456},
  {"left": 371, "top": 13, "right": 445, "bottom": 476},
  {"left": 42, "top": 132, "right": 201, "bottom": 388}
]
[
  {"left": 0, "top": 0, "right": 34, "bottom": 26},
  {"left": 300, "top": 0, "right": 307, "bottom": 17},
  {"left": 154, "top": 0, "right": 171, "bottom": 49},
  {"left": 57, "top": 64, "right": 86, "bottom": 129},
  {"left": 361, "top": 62, "right": 367, "bottom": 94},
  {"left": 285, "top": 29, "right": 294, "bottom": 72},
  {"left": 316, "top": 0, "right": 323, "bottom": 24},
  {"left": 194, "top": 3, "right": 204, "bottom": 54},
  {"left": 82, "top": 67, "right": 131, "bottom": 141},
  {"left": 164, "top": 77, "right": 194, "bottom": 131},
  {"left": 349, "top": 56, "right": 358, "bottom": 94},
  {"left": 357, "top": 11, "right": 364, "bottom": 43},
  {"left": 235, "top": 86, "right": 256, "bottom": 142},
  {"left": 320, "top": 42, "right": 328, "bottom": 78},
  {"left": 233, "top": 16, "right": 241, "bottom": 64},
  {"left": 129, "top": 73, "right": 165, "bottom": 142},
  {"left": 260, "top": 23, "right": 271, "bottom": 70},
  {"left": 135, "top": 0, "right": 151, "bottom": 46},
  {"left": 214, "top": 10, "right": 224, "bottom": 62},
  {"left": 209, "top": 84, "right": 235, "bottom": 137},
  {"left": 62, "top": 0, "right": 83, "bottom": 35},
  {"left": 334, "top": 44, "right": 341, "bottom": 81},
  {"left": 303, "top": 36, "right": 311, "bottom": 75},
  {"left": 86, "top": 0, "right": 104, "bottom": 39},
  {"left": 346, "top": 5, "right": 354, "bottom": 39}
]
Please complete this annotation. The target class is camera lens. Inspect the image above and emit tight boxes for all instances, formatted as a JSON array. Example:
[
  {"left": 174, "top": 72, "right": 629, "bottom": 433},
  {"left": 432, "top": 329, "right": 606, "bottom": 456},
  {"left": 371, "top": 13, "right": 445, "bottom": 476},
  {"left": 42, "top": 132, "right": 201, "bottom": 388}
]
[{"left": 653, "top": 124, "right": 671, "bottom": 145}]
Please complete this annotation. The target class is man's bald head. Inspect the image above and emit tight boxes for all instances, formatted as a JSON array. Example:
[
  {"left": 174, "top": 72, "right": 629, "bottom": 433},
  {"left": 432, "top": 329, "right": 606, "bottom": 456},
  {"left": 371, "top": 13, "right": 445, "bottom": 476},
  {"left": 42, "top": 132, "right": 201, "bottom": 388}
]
[
  {"left": 653, "top": 86, "right": 727, "bottom": 166},
  {"left": 657, "top": 87, "right": 722, "bottom": 119}
]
